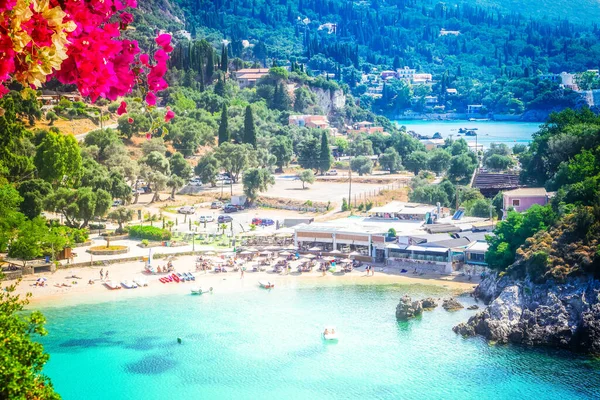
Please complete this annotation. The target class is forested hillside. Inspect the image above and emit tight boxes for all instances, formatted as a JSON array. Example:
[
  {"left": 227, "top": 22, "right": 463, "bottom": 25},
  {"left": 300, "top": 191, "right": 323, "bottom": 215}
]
[{"left": 139, "top": 0, "right": 600, "bottom": 115}]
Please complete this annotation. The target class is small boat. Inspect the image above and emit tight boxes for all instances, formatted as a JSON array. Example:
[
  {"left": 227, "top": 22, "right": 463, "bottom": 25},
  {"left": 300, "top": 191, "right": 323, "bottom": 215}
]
[
  {"left": 187, "top": 272, "right": 196, "bottom": 281},
  {"left": 322, "top": 326, "right": 339, "bottom": 341},
  {"left": 259, "top": 281, "right": 274, "bottom": 289},
  {"left": 144, "top": 264, "right": 155, "bottom": 274},
  {"left": 133, "top": 278, "right": 148, "bottom": 287},
  {"left": 172, "top": 273, "right": 180, "bottom": 283},
  {"left": 104, "top": 281, "right": 121, "bottom": 290},
  {"left": 166, "top": 275, "right": 173, "bottom": 282},
  {"left": 159, "top": 277, "right": 168, "bottom": 284},
  {"left": 190, "top": 286, "right": 213, "bottom": 295},
  {"left": 121, "top": 280, "right": 137, "bottom": 289},
  {"left": 177, "top": 272, "right": 187, "bottom": 282}
]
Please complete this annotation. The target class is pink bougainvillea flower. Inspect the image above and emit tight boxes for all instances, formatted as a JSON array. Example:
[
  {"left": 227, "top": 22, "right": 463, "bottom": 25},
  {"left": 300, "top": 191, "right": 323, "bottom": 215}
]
[
  {"left": 128, "top": 117, "right": 134, "bottom": 124},
  {"left": 145, "top": 91, "right": 156, "bottom": 106},
  {"left": 164, "top": 107, "right": 175, "bottom": 122},
  {"left": 117, "top": 101, "right": 127, "bottom": 115},
  {"left": 155, "top": 34, "right": 172, "bottom": 51},
  {"left": 139, "top": 53, "right": 149, "bottom": 66},
  {"left": 146, "top": 132, "right": 151, "bottom": 140},
  {"left": 120, "top": 12, "right": 134, "bottom": 26}
]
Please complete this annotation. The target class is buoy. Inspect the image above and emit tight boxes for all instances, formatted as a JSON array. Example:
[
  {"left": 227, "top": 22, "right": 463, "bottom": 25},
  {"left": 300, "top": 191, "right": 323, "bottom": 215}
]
[{"left": 177, "top": 338, "right": 182, "bottom": 344}]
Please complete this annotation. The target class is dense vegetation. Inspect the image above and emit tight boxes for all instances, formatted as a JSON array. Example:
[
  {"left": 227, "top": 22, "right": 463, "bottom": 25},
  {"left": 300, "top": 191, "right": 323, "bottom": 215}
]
[
  {"left": 156, "top": 0, "right": 600, "bottom": 115},
  {"left": 486, "top": 108, "right": 600, "bottom": 282}
]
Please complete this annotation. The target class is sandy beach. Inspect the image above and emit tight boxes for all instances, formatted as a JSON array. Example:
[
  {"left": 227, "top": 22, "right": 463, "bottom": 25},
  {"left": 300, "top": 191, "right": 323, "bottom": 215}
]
[{"left": 8, "top": 255, "right": 479, "bottom": 308}]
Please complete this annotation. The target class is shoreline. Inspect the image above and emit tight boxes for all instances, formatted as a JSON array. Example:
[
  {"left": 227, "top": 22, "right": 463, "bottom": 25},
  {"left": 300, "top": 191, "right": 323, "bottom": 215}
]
[{"left": 8, "top": 255, "right": 478, "bottom": 309}]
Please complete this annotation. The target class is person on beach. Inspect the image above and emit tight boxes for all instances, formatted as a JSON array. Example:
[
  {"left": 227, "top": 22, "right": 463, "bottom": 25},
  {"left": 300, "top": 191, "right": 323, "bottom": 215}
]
[
  {"left": 240, "top": 267, "right": 244, "bottom": 279},
  {"left": 372, "top": 266, "right": 375, "bottom": 276},
  {"left": 105, "top": 270, "right": 109, "bottom": 280},
  {"left": 100, "top": 268, "right": 104, "bottom": 280}
]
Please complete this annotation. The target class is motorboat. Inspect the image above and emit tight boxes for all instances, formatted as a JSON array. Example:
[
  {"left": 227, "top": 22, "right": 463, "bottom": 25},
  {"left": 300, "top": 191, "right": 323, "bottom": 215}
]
[
  {"left": 104, "top": 281, "right": 121, "bottom": 290},
  {"left": 133, "top": 278, "right": 148, "bottom": 287},
  {"left": 172, "top": 273, "right": 180, "bottom": 283},
  {"left": 121, "top": 280, "right": 138, "bottom": 289},
  {"left": 190, "top": 286, "right": 213, "bottom": 295},
  {"left": 322, "top": 326, "right": 339, "bottom": 341},
  {"left": 259, "top": 281, "right": 275, "bottom": 289}
]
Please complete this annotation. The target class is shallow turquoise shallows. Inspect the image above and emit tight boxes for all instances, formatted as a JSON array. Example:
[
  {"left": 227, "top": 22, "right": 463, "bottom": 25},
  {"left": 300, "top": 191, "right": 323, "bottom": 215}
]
[
  {"left": 38, "top": 283, "right": 600, "bottom": 400},
  {"left": 393, "top": 120, "right": 540, "bottom": 148}
]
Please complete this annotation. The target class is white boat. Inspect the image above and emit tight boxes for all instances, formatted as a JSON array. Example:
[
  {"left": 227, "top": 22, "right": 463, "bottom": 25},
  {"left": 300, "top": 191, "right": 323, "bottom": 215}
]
[
  {"left": 259, "top": 281, "right": 274, "bottom": 289},
  {"left": 121, "top": 280, "right": 138, "bottom": 289},
  {"left": 133, "top": 278, "right": 148, "bottom": 287},
  {"left": 322, "top": 326, "right": 339, "bottom": 341},
  {"left": 144, "top": 264, "right": 155, "bottom": 274},
  {"left": 104, "top": 281, "right": 121, "bottom": 290},
  {"left": 190, "top": 286, "right": 213, "bottom": 295}
]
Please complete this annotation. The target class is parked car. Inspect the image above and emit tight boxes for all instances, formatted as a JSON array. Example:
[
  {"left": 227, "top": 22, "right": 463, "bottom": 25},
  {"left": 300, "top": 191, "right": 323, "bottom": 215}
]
[
  {"left": 199, "top": 215, "right": 214, "bottom": 223},
  {"left": 217, "top": 215, "right": 233, "bottom": 223},
  {"left": 112, "top": 199, "right": 123, "bottom": 207},
  {"left": 188, "top": 179, "right": 203, "bottom": 187},
  {"left": 220, "top": 178, "right": 233, "bottom": 185},
  {"left": 325, "top": 169, "right": 338, "bottom": 176},
  {"left": 177, "top": 206, "right": 196, "bottom": 214},
  {"left": 251, "top": 218, "right": 275, "bottom": 227},
  {"left": 223, "top": 205, "right": 238, "bottom": 213},
  {"left": 211, "top": 201, "right": 223, "bottom": 209}
]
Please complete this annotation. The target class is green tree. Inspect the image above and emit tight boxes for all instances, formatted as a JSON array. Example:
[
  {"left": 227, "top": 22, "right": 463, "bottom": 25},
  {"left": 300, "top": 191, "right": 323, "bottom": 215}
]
[
  {"left": 428, "top": 149, "right": 452, "bottom": 174},
  {"left": 45, "top": 187, "right": 112, "bottom": 228},
  {"left": 108, "top": 207, "right": 134, "bottom": 233},
  {"left": 379, "top": 148, "right": 401, "bottom": 173},
  {"left": 170, "top": 152, "right": 192, "bottom": 180},
  {"left": 17, "top": 179, "right": 52, "bottom": 220},
  {"left": 242, "top": 168, "right": 275, "bottom": 204},
  {"left": 45, "top": 111, "right": 58, "bottom": 126},
  {"left": 271, "top": 135, "right": 293, "bottom": 172},
  {"left": 34, "top": 131, "right": 82, "bottom": 187},
  {"left": 218, "top": 103, "right": 229, "bottom": 145},
  {"left": 293, "top": 87, "right": 316, "bottom": 112},
  {"left": 0, "top": 185, "right": 25, "bottom": 252},
  {"left": 485, "top": 154, "right": 514, "bottom": 170},
  {"left": 465, "top": 198, "right": 493, "bottom": 218},
  {"left": 298, "top": 135, "right": 320, "bottom": 171},
  {"left": 450, "top": 138, "right": 469, "bottom": 156},
  {"left": 139, "top": 151, "right": 171, "bottom": 202},
  {"left": 273, "top": 82, "right": 292, "bottom": 111},
  {"left": 167, "top": 175, "right": 185, "bottom": 200},
  {"left": 299, "top": 169, "right": 315, "bottom": 189},
  {"left": 243, "top": 105, "right": 257, "bottom": 148},
  {"left": 350, "top": 156, "right": 374, "bottom": 176},
  {"left": 0, "top": 278, "right": 60, "bottom": 400},
  {"left": 214, "top": 143, "right": 256, "bottom": 183},
  {"left": 220, "top": 44, "right": 229, "bottom": 72},
  {"left": 448, "top": 154, "right": 476, "bottom": 182},
  {"left": 404, "top": 151, "right": 429, "bottom": 175},
  {"left": 117, "top": 113, "right": 151, "bottom": 140},
  {"left": 319, "top": 131, "right": 332, "bottom": 173},
  {"left": 195, "top": 152, "right": 219, "bottom": 187}
]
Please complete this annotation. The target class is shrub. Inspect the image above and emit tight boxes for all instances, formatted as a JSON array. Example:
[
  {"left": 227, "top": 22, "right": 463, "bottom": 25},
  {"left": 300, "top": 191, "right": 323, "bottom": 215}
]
[
  {"left": 141, "top": 239, "right": 149, "bottom": 247},
  {"left": 366, "top": 201, "right": 373, "bottom": 211},
  {"left": 89, "top": 223, "right": 106, "bottom": 230},
  {"left": 129, "top": 225, "right": 171, "bottom": 241}
]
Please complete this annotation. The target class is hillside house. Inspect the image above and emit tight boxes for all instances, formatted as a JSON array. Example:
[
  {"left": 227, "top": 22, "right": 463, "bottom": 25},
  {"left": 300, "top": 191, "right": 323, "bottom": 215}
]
[{"left": 503, "top": 188, "right": 550, "bottom": 215}]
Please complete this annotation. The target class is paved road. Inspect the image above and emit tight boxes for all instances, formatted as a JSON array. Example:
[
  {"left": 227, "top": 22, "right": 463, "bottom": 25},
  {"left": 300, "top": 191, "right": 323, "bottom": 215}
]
[{"left": 74, "top": 123, "right": 118, "bottom": 141}]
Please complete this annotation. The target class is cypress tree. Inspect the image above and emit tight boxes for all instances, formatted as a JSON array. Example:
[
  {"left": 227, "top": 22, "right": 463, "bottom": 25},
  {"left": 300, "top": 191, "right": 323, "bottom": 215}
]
[
  {"left": 274, "top": 82, "right": 291, "bottom": 111},
  {"left": 221, "top": 44, "right": 228, "bottom": 72},
  {"left": 206, "top": 50, "right": 215, "bottom": 81},
  {"left": 218, "top": 104, "right": 229, "bottom": 145},
  {"left": 243, "top": 105, "right": 257, "bottom": 148},
  {"left": 319, "top": 131, "right": 331, "bottom": 174}
]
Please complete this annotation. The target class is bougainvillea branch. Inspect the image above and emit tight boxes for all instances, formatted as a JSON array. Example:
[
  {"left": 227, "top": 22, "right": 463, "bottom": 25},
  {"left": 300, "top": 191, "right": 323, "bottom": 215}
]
[{"left": 0, "top": 0, "right": 173, "bottom": 121}]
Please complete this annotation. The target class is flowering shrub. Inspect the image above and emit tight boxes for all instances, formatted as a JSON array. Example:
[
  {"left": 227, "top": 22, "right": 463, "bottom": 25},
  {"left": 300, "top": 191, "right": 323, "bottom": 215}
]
[{"left": 0, "top": 0, "right": 174, "bottom": 122}]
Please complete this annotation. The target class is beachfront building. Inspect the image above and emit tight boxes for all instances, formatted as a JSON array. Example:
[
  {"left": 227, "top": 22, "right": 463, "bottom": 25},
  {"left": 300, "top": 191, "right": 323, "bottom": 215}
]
[
  {"left": 293, "top": 223, "right": 387, "bottom": 261},
  {"left": 367, "top": 201, "right": 445, "bottom": 221},
  {"left": 502, "top": 188, "right": 550, "bottom": 215},
  {"left": 464, "top": 241, "right": 489, "bottom": 266}
]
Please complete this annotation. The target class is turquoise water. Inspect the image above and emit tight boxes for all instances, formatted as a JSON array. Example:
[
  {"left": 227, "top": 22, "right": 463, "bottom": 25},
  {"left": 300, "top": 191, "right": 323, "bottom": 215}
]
[
  {"left": 394, "top": 120, "right": 541, "bottom": 148},
  {"left": 39, "top": 283, "right": 600, "bottom": 399}
]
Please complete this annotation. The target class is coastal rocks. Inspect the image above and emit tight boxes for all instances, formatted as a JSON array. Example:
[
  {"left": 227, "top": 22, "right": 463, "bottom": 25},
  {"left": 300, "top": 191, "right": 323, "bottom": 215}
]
[
  {"left": 421, "top": 297, "right": 438, "bottom": 309},
  {"left": 442, "top": 298, "right": 464, "bottom": 311},
  {"left": 467, "top": 305, "right": 479, "bottom": 310},
  {"left": 454, "top": 276, "right": 600, "bottom": 355},
  {"left": 396, "top": 295, "right": 423, "bottom": 321}
]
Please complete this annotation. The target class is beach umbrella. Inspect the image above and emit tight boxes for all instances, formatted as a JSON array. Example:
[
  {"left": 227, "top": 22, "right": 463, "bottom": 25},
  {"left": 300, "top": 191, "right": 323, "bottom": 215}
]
[
  {"left": 279, "top": 251, "right": 292, "bottom": 256},
  {"left": 204, "top": 251, "right": 216, "bottom": 255},
  {"left": 348, "top": 251, "right": 361, "bottom": 257},
  {"left": 239, "top": 250, "right": 253, "bottom": 255},
  {"left": 265, "top": 245, "right": 280, "bottom": 251},
  {"left": 329, "top": 250, "right": 343, "bottom": 255},
  {"left": 323, "top": 256, "right": 335, "bottom": 262},
  {"left": 308, "top": 246, "right": 322, "bottom": 251},
  {"left": 259, "top": 251, "right": 271, "bottom": 256},
  {"left": 37, "top": 277, "right": 47, "bottom": 282},
  {"left": 340, "top": 258, "right": 353, "bottom": 263},
  {"left": 245, "top": 248, "right": 259, "bottom": 252},
  {"left": 303, "top": 254, "right": 316, "bottom": 259},
  {"left": 284, "top": 245, "right": 296, "bottom": 250}
]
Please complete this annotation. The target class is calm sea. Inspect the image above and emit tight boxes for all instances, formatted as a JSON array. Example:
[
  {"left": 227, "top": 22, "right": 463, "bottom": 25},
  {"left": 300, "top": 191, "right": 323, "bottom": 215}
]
[
  {"left": 394, "top": 120, "right": 541, "bottom": 148},
  {"left": 38, "top": 283, "right": 600, "bottom": 399}
]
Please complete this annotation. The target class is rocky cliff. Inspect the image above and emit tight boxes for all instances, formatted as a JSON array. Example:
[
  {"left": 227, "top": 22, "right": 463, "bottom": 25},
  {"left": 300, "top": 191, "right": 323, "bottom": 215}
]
[
  {"left": 453, "top": 273, "right": 600, "bottom": 354},
  {"left": 311, "top": 87, "right": 346, "bottom": 115}
]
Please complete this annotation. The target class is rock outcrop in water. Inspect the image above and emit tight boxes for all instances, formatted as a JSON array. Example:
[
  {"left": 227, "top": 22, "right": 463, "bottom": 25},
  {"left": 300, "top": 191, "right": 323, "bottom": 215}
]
[
  {"left": 421, "top": 297, "right": 438, "bottom": 309},
  {"left": 453, "top": 273, "right": 600, "bottom": 355},
  {"left": 396, "top": 295, "right": 423, "bottom": 321},
  {"left": 442, "top": 298, "right": 464, "bottom": 311}
]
